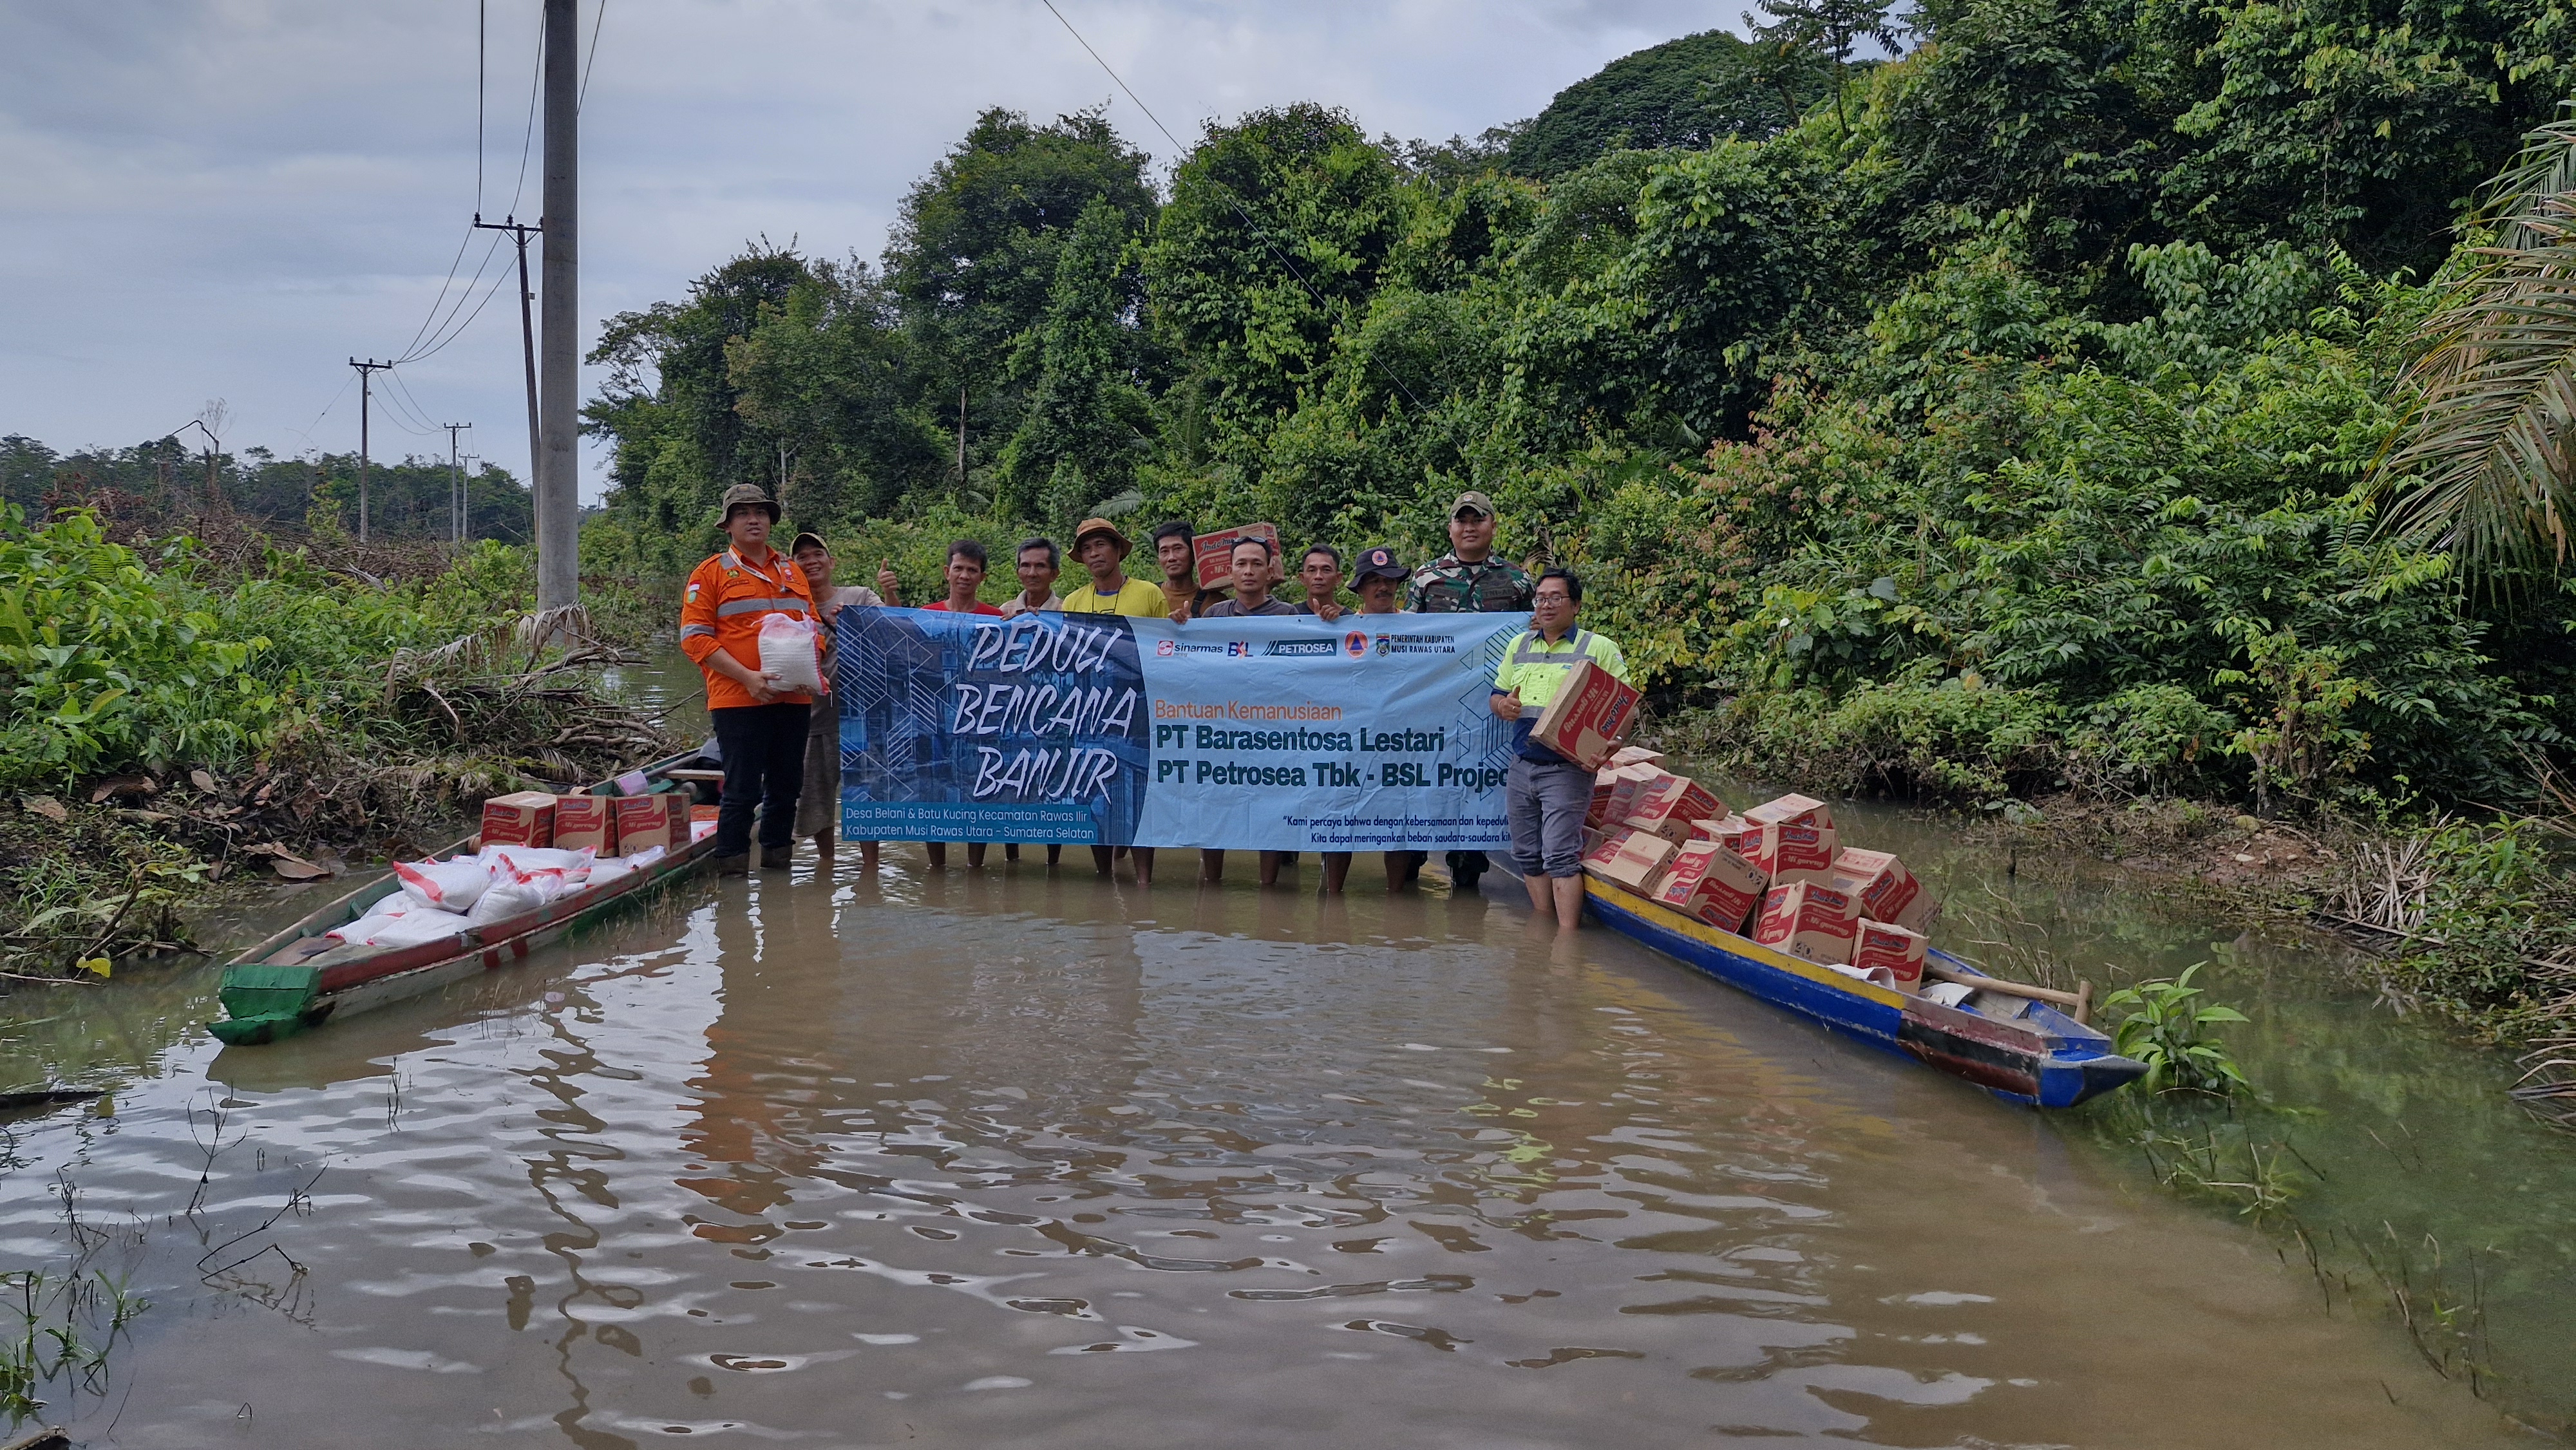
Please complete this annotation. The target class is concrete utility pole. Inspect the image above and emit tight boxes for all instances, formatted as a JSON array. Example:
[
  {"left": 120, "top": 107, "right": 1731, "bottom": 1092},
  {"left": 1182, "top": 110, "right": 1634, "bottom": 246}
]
[
  {"left": 473, "top": 214, "right": 542, "bottom": 514},
  {"left": 535, "top": 0, "right": 580, "bottom": 614},
  {"left": 956, "top": 383, "right": 968, "bottom": 484},
  {"left": 349, "top": 358, "right": 394, "bottom": 542},
  {"left": 444, "top": 422, "right": 472, "bottom": 542}
]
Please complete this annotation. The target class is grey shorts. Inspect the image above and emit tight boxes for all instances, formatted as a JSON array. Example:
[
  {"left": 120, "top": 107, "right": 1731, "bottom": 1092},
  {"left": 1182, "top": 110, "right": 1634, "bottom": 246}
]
[{"left": 1507, "top": 755, "right": 1593, "bottom": 879}]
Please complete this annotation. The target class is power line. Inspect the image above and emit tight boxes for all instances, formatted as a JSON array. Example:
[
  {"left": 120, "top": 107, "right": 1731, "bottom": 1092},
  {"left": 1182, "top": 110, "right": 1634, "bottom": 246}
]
[{"left": 579, "top": 0, "right": 605, "bottom": 111}]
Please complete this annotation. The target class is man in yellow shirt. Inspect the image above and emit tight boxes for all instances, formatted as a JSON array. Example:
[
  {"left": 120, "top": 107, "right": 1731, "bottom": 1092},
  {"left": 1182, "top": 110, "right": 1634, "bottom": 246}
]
[
  {"left": 1058, "top": 517, "right": 1169, "bottom": 617},
  {"left": 1054, "top": 517, "right": 1162, "bottom": 883},
  {"left": 1490, "top": 568, "right": 1629, "bottom": 929}
]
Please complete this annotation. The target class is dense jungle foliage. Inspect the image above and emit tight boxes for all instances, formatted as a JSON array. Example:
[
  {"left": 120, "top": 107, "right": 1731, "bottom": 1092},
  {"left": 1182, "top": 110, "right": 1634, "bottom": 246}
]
[
  {"left": 583, "top": 2, "right": 2576, "bottom": 822},
  {"left": 2, "top": 433, "right": 533, "bottom": 543}
]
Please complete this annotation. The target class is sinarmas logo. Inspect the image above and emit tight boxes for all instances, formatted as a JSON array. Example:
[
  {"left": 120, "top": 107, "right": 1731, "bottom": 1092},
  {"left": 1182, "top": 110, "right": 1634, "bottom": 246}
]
[{"left": 1263, "top": 639, "right": 1337, "bottom": 657}]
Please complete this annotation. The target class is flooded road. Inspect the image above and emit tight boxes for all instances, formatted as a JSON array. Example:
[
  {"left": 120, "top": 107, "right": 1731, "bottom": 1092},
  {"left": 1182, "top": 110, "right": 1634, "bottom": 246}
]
[
  {"left": 2, "top": 644, "right": 2568, "bottom": 1445},
  {"left": 0, "top": 848, "right": 2556, "bottom": 1447}
]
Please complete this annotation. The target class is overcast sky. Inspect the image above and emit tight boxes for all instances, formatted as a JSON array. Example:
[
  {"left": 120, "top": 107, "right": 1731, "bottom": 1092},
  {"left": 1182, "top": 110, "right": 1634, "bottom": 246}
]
[{"left": 1, "top": 1, "right": 1721, "bottom": 502}]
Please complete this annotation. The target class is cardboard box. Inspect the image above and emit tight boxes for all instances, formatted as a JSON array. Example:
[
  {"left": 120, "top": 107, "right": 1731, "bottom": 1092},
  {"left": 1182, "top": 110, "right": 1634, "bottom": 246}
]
[
  {"left": 479, "top": 791, "right": 556, "bottom": 848},
  {"left": 1526, "top": 659, "right": 1641, "bottom": 769},
  {"left": 1690, "top": 813, "right": 1745, "bottom": 842},
  {"left": 1587, "top": 768, "right": 1621, "bottom": 829},
  {"left": 1192, "top": 522, "right": 1282, "bottom": 588},
  {"left": 1853, "top": 919, "right": 1929, "bottom": 992},
  {"left": 1754, "top": 819, "right": 1839, "bottom": 885},
  {"left": 689, "top": 802, "right": 720, "bottom": 826},
  {"left": 1580, "top": 827, "right": 1631, "bottom": 874},
  {"left": 552, "top": 795, "right": 620, "bottom": 855},
  {"left": 1653, "top": 840, "right": 1768, "bottom": 932},
  {"left": 613, "top": 793, "right": 688, "bottom": 854},
  {"left": 1745, "top": 793, "right": 1834, "bottom": 832},
  {"left": 1752, "top": 881, "right": 1860, "bottom": 965},
  {"left": 1828, "top": 847, "right": 1924, "bottom": 926},
  {"left": 1580, "top": 827, "right": 1675, "bottom": 896},
  {"left": 1888, "top": 885, "right": 1944, "bottom": 935},
  {"left": 1622, "top": 773, "right": 1724, "bottom": 843},
  {"left": 1598, "top": 764, "right": 1660, "bottom": 827},
  {"left": 1609, "top": 744, "right": 1665, "bottom": 768}
]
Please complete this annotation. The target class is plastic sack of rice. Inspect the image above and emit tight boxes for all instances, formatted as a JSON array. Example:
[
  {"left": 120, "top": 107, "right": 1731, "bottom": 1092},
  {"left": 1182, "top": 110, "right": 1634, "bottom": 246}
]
[
  {"left": 393, "top": 856, "right": 497, "bottom": 911},
  {"left": 480, "top": 844, "right": 596, "bottom": 878},
  {"left": 467, "top": 875, "right": 549, "bottom": 926},
  {"left": 757, "top": 612, "right": 826, "bottom": 695}
]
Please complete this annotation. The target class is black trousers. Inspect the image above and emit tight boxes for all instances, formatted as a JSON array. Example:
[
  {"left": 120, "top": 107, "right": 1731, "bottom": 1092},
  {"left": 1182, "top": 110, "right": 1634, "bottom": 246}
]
[{"left": 710, "top": 702, "right": 810, "bottom": 858}]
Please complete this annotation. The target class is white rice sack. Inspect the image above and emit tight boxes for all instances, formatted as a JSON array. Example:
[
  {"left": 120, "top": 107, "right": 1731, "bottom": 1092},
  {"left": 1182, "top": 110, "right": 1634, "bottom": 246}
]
[
  {"left": 393, "top": 856, "right": 496, "bottom": 911},
  {"left": 466, "top": 876, "right": 548, "bottom": 926},
  {"left": 481, "top": 845, "right": 596, "bottom": 877},
  {"left": 345, "top": 907, "right": 471, "bottom": 948},
  {"left": 757, "top": 612, "right": 825, "bottom": 694},
  {"left": 513, "top": 867, "right": 580, "bottom": 903}
]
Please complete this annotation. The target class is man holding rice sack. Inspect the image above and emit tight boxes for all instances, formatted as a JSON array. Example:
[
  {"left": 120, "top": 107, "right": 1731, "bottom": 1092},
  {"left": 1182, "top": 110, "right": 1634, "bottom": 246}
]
[{"left": 681, "top": 484, "right": 818, "bottom": 874}]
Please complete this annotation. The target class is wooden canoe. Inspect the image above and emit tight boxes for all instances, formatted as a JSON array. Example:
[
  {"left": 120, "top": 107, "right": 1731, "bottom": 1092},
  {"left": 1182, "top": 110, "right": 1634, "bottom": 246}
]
[
  {"left": 205, "top": 751, "right": 719, "bottom": 1046},
  {"left": 1580, "top": 878, "right": 2147, "bottom": 1108}
]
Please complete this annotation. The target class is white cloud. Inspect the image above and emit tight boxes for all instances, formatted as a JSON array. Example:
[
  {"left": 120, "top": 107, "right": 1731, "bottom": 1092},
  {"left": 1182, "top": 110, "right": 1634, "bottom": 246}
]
[{"left": 0, "top": 0, "right": 1722, "bottom": 499}]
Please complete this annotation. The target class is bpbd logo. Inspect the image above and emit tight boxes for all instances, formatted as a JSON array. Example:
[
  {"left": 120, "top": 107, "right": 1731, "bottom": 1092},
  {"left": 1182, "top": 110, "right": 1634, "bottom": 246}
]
[
  {"left": 1342, "top": 631, "right": 1368, "bottom": 658},
  {"left": 1263, "top": 639, "right": 1336, "bottom": 657}
]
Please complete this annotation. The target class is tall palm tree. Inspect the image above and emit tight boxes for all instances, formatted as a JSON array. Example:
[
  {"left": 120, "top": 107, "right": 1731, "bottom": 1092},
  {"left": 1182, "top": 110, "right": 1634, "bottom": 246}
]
[{"left": 2381, "top": 111, "right": 2576, "bottom": 574}]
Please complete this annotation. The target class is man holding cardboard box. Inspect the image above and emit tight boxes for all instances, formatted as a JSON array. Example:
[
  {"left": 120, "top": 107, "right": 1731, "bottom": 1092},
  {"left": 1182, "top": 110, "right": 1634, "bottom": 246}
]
[
  {"left": 1490, "top": 568, "right": 1631, "bottom": 929},
  {"left": 679, "top": 484, "right": 817, "bottom": 874}
]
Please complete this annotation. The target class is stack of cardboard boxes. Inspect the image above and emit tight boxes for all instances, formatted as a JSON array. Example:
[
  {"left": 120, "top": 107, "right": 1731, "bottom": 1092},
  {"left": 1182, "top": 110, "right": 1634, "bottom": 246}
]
[
  {"left": 1577, "top": 760, "right": 1945, "bottom": 993},
  {"left": 478, "top": 786, "right": 694, "bottom": 858}
]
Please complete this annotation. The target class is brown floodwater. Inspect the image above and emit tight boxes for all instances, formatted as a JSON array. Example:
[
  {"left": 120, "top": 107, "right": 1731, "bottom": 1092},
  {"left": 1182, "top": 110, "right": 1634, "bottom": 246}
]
[{"left": 0, "top": 851, "right": 2543, "bottom": 1447}]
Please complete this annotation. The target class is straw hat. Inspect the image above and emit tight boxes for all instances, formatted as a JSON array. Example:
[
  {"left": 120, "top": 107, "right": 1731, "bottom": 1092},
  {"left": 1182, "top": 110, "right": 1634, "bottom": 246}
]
[{"left": 1072, "top": 517, "right": 1133, "bottom": 558}]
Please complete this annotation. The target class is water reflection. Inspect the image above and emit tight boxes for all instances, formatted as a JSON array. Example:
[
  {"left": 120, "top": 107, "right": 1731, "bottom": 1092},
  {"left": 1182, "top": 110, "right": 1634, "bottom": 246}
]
[{"left": 0, "top": 833, "right": 2553, "bottom": 1445}]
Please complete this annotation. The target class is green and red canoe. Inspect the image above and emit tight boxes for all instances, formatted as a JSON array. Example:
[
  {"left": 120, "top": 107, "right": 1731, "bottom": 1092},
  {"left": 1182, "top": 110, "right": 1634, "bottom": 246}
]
[{"left": 206, "top": 751, "right": 720, "bottom": 1046}]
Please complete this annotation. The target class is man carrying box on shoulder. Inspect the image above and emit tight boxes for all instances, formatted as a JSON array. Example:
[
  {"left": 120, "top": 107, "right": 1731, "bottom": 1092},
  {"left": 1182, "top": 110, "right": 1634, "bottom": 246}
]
[
  {"left": 1490, "top": 568, "right": 1629, "bottom": 930},
  {"left": 681, "top": 484, "right": 817, "bottom": 875}
]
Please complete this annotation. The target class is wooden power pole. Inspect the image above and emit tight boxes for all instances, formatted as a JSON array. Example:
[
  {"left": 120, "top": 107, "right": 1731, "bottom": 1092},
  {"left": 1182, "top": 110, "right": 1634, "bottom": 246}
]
[
  {"left": 444, "top": 421, "right": 472, "bottom": 542},
  {"left": 535, "top": 0, "right": 580, "bottom": 614},
  {"left": 473, "top": 214, "right": 543, "bottom": 509}
]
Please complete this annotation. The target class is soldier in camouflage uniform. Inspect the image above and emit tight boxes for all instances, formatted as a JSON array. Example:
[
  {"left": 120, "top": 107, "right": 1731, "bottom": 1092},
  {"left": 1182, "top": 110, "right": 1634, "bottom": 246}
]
[{"left": 1406, "top": 490, "right": 1534, "bottom": 894}]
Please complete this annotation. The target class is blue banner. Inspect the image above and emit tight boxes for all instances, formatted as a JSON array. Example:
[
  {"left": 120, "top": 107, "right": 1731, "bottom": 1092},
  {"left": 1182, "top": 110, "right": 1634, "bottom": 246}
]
[{"left": 835, "top": 607, "right": 1526, "bottom": 851}]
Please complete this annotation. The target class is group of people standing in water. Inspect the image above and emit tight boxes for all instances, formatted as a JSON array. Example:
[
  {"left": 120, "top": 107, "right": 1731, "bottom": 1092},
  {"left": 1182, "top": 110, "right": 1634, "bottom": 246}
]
[{"left": 679, "top": 480, "right": 1627, "bottom": 927}]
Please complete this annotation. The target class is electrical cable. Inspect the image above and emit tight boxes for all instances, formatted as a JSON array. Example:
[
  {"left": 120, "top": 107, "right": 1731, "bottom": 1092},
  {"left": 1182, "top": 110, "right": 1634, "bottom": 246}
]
[
  {"left": 580, "top": 0, "right": 605, "bottom": 112},
  {"left": 1036, "top": 0, "right": 1432, "bottom": 418}
]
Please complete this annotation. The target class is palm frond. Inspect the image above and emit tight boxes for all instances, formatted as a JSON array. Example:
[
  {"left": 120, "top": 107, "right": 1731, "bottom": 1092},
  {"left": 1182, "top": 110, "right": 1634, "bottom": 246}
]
[{"left": 2378, "top": 113, "right": 2576, "bottom": 574}]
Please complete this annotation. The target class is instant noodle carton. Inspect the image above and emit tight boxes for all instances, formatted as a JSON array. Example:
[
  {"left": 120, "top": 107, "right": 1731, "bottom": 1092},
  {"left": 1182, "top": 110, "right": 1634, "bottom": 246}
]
[
  {"left": 1622, "top": 773, "right": 1723, "bottom": 843},
  {"left": 1852, "top": 919, "right": 1929, "bottom": 992},
  {"left": 1744, "top": 793, "right": 1835, "bottom": 831},
  {"left": 1690, "top": 813, "right": 1746, "bottom": 843},
  {"left": 1191, "top": 523, "right": 1282, "bottom": 588},
  {"left": 1609, "top": 744, "right": 1666, "bottom": 768},
  {"left": 1527, "top": 659, "right": 1641, "bottom": 769},
  {"left": 1581, "top": 827, "right": 1676, "bottom": 896},
  {"left": 1828, "top": 848, "right": 1924, "bottom": 925},
  {"left": 479, "top": 791, "right": 556, "bottom": 849},
  {"left": 613, "top": 793, "right": 688, "bottom": 853},
  {"left": 1580, "top": 827, "right": 1629, "bottom": 876},
  {"left": 552, "top": 795, "right": 620, "bottom": 855},
  {"left": 1752, "top": 881, "right": 1860, "bottom": 965},
  {"left": 1753, "top": 819, "right": 1840, "bottom": 885},
  {"left": 1653, "top": 840, "right": 1768, "bottom": 932}
]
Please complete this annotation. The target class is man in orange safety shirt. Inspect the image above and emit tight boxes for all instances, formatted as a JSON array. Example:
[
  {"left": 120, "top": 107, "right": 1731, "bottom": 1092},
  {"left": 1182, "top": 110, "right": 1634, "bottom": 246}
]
[{"left": 680, "top": 484, "right": 817, "bottom": 874}]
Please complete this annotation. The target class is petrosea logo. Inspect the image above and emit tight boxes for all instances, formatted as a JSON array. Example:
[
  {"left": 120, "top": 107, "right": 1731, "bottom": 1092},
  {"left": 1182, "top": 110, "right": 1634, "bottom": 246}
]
[
  {"left": 1263, "top": 639, "right": 1337, "bottom": 657},
  {"left": 1343, "top": 630, "right": 1368, "bottom": 658}
]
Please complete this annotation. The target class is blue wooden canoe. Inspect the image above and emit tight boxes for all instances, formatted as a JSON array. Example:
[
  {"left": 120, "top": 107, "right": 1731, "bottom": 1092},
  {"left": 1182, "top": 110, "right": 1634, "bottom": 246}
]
[{"left": 1581, "top": 879, "right": 2146, "bottom": 1108}]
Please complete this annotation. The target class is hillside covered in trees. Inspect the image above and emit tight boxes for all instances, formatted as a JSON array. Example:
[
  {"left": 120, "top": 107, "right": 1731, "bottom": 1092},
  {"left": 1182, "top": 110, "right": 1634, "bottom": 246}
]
[{"left": 583, "top": 0, "right": 2576, "bottom": 816}]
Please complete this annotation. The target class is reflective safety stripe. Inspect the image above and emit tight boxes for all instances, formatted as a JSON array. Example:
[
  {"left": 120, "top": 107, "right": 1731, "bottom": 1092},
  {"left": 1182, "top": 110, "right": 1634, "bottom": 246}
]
[
  {"left": 680, "top": 623, "right": 718, "bottom": 640},
  {"left": 1508, "top": 628, "right": 1591, "bottom": 666},
  {"left": 714, "top": 597, "right": 810, "bottom": 618}
]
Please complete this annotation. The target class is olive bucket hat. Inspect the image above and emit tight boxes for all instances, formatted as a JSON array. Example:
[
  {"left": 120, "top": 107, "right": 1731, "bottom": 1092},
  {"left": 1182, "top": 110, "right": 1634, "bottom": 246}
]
[{"left": 713, "top": 483, "right": 782, "bottom": 527}]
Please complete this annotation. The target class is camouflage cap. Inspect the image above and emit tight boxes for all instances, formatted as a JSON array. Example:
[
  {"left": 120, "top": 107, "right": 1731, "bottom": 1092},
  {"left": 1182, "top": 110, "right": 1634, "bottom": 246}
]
[{"left": 1448, "top": 489, "right": 1496, "bottom": 519}]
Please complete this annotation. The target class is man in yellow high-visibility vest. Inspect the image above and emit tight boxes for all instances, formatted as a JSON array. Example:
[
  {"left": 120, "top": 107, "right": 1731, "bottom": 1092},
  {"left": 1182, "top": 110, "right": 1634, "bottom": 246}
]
[{"left": 1489, "top": 567, "right": 1628, "bottom": 929}]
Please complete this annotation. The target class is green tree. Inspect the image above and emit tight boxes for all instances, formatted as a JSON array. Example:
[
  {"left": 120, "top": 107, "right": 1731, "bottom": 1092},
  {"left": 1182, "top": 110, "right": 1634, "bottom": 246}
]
[
  {"left": 1507, "top": 30, "right": 1827, "bottom": 178},
  {"left": 882, "top": 106, "right": 1159, "bottom": 480},
  {"left": 998, "top": 198, "right": 1155, "bottom": 525}
]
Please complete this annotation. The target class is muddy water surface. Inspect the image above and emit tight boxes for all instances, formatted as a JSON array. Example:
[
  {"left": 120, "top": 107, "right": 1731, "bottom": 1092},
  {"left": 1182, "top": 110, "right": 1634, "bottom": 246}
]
[{"left": 0, "top": 849, "right": 2546, "bottom": 1448}]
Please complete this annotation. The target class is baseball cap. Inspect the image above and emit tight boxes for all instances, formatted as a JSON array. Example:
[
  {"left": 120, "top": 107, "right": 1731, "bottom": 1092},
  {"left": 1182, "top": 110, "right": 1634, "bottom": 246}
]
[
  {"left": 1448, "top": 490, "right": 1495, "bottom": 519},
  {"left": 787, "top": 531, "right": 829, "bottom": 555},
  {"left": 1352, "top": 545, "right": 1406, "bottom": 582}
]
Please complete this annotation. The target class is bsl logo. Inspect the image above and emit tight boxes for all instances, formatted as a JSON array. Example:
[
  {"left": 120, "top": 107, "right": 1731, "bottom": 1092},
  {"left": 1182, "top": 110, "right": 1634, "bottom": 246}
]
[{"left": 1342, "top": 631, "right": 1368, "bottom": 658}]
